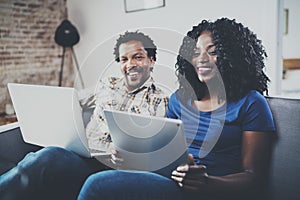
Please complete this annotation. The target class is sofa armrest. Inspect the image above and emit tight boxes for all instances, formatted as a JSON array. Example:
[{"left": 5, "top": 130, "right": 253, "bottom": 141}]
[
  {"left": 265, "top": 96, "right": 300, "bottom": 200},
  {"left": 0, "top": 123, "right": 41, "bottom": 174}
]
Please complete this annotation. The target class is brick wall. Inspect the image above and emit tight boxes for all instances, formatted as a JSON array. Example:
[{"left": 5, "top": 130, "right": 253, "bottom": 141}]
[{"left": 0, "top": 0, "right": 74, "bottom": 116}]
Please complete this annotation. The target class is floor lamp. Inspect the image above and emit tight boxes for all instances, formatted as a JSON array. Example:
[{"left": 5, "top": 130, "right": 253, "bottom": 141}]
[{"left": 54, "top": 19, "right": 85, "bottom": 88}]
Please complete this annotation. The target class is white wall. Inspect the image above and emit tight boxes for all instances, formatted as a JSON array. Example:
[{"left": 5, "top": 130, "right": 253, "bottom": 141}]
[
  {"left": 280, "top": 0, "right": 300, "bottom": 96},
  {"left": 283, "top": 0, "right": 300, "bottom": 58},
  {"left": 67, "top": 0, "right": 281, "bottom": 95}
]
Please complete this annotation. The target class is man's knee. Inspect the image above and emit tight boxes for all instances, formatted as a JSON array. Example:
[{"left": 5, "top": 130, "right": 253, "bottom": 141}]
[
  {"left": 16, "top": 146, "right": 76, "bottom": 172},
  {"left": 23, "top": 146, "right": 65, "bottom": 162}
]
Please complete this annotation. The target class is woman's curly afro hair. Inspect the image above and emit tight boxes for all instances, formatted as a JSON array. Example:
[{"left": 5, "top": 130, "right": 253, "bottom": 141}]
[{"left": 175, "top": 17, "right": 270, "bottom": 102}]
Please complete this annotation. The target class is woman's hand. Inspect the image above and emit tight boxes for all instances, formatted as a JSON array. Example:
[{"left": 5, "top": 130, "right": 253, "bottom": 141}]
[{"left": 171, "top": 154, "right": 208, "bottom": 192}]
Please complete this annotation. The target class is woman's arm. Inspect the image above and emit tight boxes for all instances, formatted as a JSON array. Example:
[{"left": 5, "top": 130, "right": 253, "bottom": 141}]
[{"left": 171, "top": 131, "right": 273, "bottom": 198}]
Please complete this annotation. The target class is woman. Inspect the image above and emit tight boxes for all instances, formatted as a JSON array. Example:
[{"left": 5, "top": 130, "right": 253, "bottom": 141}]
[{"left": 78, "top": 18, "right": 275, "bottom": 200}]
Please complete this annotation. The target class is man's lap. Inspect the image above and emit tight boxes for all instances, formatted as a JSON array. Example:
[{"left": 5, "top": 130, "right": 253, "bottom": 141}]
[{"left": 0, "top": 146, "right": 106, "bottom": 200}]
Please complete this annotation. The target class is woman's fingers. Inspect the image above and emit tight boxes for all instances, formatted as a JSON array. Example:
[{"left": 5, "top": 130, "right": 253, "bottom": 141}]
[
  {"left": 176, "top": 164, "right": 189, "bottom": 172},
  {"left": 171, "top": 170, "right": 186, "bottom": 177},
  {"left": 171, "top": 164, "right": 208, "bottom": 189}
]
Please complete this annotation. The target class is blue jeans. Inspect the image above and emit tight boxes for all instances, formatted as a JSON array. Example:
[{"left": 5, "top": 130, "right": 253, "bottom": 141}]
[
  {"left": 78, "top": 170, "right": 185, "bottom": 200},
  {"left": 0, "top": 146, "right": 105, "bottom": 200}
]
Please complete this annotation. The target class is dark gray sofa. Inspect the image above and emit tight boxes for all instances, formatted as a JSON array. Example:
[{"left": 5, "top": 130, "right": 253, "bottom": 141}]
[
  {"left": 265, "top": 96, "right": 300, "bottom": 200},
  {"left": 0, "top": 96, "right": 299, "bottom": 199},
  {"left": 0, "top": 125, "right": 41, "bottom": 174}
]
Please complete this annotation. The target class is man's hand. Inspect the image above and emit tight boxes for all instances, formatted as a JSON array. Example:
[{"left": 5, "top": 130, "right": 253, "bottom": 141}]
[
  {"left": 109, "top": 149, "right": 124, "bottom": 168},
  {"left": 94, "top": 146, "right": 124, "bottom": 169}
]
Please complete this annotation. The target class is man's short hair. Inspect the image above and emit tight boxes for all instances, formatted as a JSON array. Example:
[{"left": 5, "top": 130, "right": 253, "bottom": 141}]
[{"left": 114, "top": 31, "right": 157, "bottom": 62}]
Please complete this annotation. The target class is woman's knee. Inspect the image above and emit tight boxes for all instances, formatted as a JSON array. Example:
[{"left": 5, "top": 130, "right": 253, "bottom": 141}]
[
  {"left": 79, "top": 170, "right": 125, "bottom": 200},
  {"left": 85, "top": 170, "right": 117, "bottom": 186},
  {"left": 85, "top": 170, "right": 171, "bottom": 186},
  {"left": 80, "top": 170, "right": 183, "bottom": 200}
]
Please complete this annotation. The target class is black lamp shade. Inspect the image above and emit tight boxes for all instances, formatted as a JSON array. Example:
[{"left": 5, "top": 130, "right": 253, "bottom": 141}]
[{"left": 55, "top": 19, "right": 80, "bottom": 47}]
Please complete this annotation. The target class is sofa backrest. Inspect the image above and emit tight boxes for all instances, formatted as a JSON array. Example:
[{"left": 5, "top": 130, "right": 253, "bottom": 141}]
[{"left": 266, "top": 96, "right": 300, "bottom": 200}]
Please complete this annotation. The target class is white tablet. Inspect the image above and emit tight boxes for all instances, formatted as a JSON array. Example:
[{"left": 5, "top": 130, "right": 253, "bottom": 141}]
[{"left": 103, "top": 109, "right": 189, "bottom": 177}]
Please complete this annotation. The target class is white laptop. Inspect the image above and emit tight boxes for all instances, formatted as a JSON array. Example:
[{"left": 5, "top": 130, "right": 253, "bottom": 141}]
[
  {"left": 103, "top": 109, "right": 189, "bottom": 176},
  {"left": 7, "top": 83, "right": 103, "bottom": 158}
]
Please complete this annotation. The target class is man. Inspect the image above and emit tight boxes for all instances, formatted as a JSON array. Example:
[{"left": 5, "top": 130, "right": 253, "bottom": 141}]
[
  {"left": 84, "top": 31, "right": 169, "bottom": 152},
  {"left": 0, "top": 31, "right": 169, "bottom": 200}
]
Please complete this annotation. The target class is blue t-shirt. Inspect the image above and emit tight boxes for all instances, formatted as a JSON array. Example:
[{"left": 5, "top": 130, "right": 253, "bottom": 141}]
[{"left": 166, "top": 90, "right": 275, "bottom": 176}]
